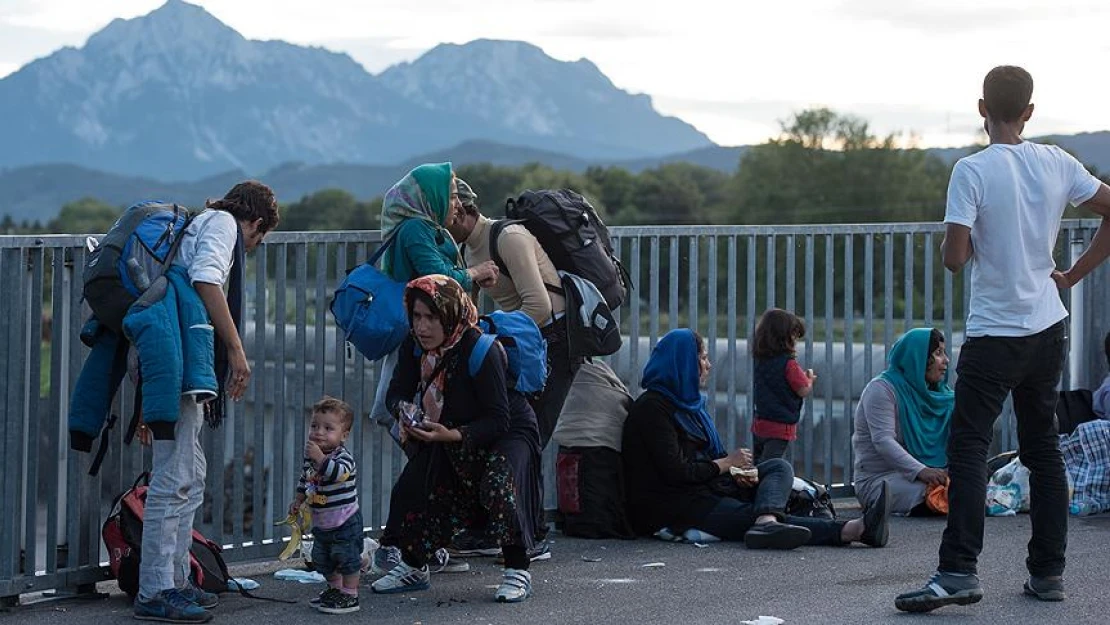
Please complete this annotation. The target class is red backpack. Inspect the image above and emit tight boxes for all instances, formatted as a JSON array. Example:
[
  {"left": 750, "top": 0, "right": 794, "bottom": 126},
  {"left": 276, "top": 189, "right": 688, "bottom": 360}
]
[{"left": 103, "top": 473, "right": 232, "bottom": 598}]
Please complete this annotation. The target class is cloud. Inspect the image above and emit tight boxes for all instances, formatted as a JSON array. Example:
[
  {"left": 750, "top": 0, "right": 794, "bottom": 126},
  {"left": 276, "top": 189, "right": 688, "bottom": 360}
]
[
  {"left": 829, "top": 0, "right": 1109, "bottom": 33},
  {"left": 538, "top": 19, "right": 667, "bottom": 40}
]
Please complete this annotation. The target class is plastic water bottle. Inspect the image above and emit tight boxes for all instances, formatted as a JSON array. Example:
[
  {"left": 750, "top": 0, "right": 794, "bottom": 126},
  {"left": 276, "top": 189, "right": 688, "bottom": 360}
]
[
  {"left": 1070, "top": 501, "right": 1098, "bottom": 516},
  {"left": 126, "top": 257, "right": 151, "bottom": 291}
]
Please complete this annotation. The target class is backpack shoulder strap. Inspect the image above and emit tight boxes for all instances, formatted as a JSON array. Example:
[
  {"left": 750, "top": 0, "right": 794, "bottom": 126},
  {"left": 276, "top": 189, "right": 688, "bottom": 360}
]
[
  {"left": 488, "top": 219, "right": 523, "bottom": 280},
  {"left": 469, "top": 333, "right": 497, "bottom": 378}
]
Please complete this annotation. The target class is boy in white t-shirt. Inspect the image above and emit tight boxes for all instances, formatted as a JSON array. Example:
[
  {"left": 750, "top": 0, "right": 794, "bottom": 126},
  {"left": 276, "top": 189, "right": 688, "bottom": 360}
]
[
  {"left": 134, "top": 182, "right": 280, "bottom": 623},
  {"left": 896, "top": 66, "right": 1110, "bottom": 613}
]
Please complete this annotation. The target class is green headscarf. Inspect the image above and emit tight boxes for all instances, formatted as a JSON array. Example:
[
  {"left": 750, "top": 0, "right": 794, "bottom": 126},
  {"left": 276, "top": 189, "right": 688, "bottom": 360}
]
[
  {"left": 380, "top": 162, "right": 454, "bottom": 239},
  {"left": 877, "top": 328, "right": 954, "bottom": 468}
]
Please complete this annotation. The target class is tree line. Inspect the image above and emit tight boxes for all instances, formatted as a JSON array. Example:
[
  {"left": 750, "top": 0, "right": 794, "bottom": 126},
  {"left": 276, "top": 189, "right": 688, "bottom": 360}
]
[{"left": 5, "top": 108, "right": 1105, "bottom": 236}]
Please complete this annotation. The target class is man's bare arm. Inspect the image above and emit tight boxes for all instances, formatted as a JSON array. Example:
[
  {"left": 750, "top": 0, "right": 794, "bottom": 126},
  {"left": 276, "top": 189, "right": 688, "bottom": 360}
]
[
  {"left": 941, "top": 223, "right": 973, "bottom": 273},
  {"left": 1055, "top": 184, "right": 1110, "bottom": 288}
]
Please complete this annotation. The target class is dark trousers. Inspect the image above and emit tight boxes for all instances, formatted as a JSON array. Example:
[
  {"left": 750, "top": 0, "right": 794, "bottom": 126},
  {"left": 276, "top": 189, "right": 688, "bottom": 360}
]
[
  {"left": 753, "top": 436, "right": 790, "bottom": 464},
  {"left": 694, "top": 458, "right": 844, "bottom": 545},
  {"left": 939, "top": 321, "right": 1069, "bottom": 577},
  {"left": 533, "top": 317, "right": 581, "bottom": 448}
]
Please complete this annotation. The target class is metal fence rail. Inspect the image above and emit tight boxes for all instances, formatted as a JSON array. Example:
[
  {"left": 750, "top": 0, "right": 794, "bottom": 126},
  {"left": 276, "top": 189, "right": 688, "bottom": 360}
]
[{"left": 2, "top": 221, "right": 1107, "bottom": 602}]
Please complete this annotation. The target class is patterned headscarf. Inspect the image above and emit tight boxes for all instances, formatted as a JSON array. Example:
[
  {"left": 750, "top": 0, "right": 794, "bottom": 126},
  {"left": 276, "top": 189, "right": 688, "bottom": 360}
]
[
  {"left": 380, "top": 162, "right": 454, "bottom": 239},
  {"left": 404, "top": 274, "right": 479, "bottom": 424},
  {"left": 455, "top": 177, "right": 478, "bottom": 211}
]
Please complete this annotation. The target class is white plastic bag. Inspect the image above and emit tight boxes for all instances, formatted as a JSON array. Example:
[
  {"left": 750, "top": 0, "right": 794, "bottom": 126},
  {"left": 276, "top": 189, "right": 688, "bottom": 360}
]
[{"left": 986, "top": 457, "right": 1030, "bottom": 516}]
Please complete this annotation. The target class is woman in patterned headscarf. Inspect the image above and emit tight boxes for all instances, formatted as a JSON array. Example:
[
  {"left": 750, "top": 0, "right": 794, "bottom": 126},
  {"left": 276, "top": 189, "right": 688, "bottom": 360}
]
[{"left": 371, "top": 275, "right": 541, "bottom": 604}]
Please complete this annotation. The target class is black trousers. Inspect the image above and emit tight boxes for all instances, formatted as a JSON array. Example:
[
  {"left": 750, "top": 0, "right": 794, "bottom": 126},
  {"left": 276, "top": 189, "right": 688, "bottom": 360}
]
[
  {"left": 533, "top": 317, "right": 581, "bottom": 449},
  {"left": 938, "top": 320, "right": 1069, "bottom": 578}
]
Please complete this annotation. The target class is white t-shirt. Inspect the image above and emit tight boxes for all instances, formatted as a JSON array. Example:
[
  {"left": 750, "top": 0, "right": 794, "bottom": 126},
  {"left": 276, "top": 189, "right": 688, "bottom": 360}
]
[
  {"left": 945, "top": 142, "right": 1102, "bottom": 337},
  {"left": 173, "top": 209, "right": 239, "bottom": 286}
]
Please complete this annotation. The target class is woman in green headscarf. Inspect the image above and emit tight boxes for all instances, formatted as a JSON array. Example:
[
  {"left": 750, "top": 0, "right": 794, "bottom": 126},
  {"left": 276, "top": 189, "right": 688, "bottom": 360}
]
[
  {"left": 852, "top": 328, "right": 954, "bottom": 515},
  {"left": 370, "top": 164, "right": 502, "bottom": 428},
  {"left": 379, "top": 162, "right": 499, "bottom": 289}
]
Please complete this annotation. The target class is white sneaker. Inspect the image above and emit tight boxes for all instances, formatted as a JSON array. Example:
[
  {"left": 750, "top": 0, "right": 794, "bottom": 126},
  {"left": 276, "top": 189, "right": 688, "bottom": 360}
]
[
  {"left": 494, "top": 568, "right": 532, "bottom": 603},
  {"left": 371, "top": 562, "right": 430, "bottom": 594}
]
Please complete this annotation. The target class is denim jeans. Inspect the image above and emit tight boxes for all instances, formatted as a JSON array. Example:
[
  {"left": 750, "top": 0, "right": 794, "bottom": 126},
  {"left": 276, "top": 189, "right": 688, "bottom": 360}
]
[
  {"left": 311, "top": 510, "right": 365, "bottom": 577},
  {"left": 138, "top": 398, "right": 206, "bottom": 602},
  {"left": 939, "top": 321, "right": 1069, "bottom": 577},
  {"left": 693, "top": 458, "right": 843, "bottom": 545}
]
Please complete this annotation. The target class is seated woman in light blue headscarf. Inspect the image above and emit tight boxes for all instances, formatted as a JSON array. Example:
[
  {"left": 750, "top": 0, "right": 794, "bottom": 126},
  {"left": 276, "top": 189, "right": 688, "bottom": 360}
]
[
  {"left": 852, "top": 328, "right": 954, "bottom": 515},
  {"left": 622, "top": 328, "right": 891, "bottom": 550}
]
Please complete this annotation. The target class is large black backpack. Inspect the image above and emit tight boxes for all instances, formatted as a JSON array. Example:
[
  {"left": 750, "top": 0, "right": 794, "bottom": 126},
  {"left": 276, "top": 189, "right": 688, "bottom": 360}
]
[{"left": 501, "top": 189, "right": 631, "bottom": 310}]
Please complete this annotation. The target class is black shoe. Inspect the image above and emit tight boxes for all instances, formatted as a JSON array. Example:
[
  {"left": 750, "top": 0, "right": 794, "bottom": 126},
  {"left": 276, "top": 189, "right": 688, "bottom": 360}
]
[
  {"left": 860, "top": 480, "right": 891, "bottom": 547},
  {"left": 895, "top": 571, "right": 983, "bottom": 613},
  {"left": 1024, "top": 576, "right": 1065, "bottom": 601},
  {"left": 743, "top": 521, "right": 811, "bottom": 550},
  {"left": 317, "top": 589, "right": 359, "bottom": 614}
]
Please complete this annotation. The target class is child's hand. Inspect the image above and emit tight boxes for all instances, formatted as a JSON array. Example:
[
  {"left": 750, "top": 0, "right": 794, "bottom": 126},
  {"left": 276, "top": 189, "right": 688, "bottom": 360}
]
[
  {"left": 288, "top": 500, "right": 301, "bottom": 516},
  {"left": 304, "top": 440, "right": 324, "bottom": 463},
  {"left": 806, "top": 368, "right": 817, "bottom": 382}
]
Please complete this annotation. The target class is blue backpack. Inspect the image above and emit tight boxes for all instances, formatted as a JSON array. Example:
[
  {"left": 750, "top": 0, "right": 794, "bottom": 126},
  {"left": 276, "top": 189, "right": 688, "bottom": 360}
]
[
  {"left": 330, "top": 232, "right": 409, "bottom": 362},
  {"left": 83, "top": 201, "right": 194, "bottom": 334},
  {"left": 469, "top": 311, "right": 548, "bottom": 394}
]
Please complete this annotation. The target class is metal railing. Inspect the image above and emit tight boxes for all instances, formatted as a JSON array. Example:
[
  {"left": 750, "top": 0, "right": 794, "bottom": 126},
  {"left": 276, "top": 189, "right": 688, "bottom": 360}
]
[{"left": 2, "top": 221, "right": 1107, "bottom": 602}]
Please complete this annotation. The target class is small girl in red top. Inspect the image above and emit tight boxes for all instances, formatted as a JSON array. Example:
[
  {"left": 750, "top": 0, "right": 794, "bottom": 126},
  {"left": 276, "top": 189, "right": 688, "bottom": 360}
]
[{"left": 751, "top": 308, "right": 816, "bottom": 463}]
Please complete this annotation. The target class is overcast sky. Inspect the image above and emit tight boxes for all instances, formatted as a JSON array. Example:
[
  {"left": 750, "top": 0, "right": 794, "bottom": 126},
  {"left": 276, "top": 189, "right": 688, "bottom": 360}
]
[{"left": 2, "top": 0, "right": 1108, "bottom": 148}]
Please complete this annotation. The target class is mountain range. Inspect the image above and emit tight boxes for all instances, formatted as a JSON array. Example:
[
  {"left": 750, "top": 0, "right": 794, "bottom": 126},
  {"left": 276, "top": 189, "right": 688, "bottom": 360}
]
[
  {"left": 1, "top": 0, "right": 1108, "bottom": 223},
  {"left": 0, "top": 0, "right": 709, "bottom": 183}
]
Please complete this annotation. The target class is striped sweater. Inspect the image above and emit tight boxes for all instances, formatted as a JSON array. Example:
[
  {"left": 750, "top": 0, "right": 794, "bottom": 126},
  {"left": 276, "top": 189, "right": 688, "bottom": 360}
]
[{"left": 297, "top": 445, "right": 359, "bottom": 530}]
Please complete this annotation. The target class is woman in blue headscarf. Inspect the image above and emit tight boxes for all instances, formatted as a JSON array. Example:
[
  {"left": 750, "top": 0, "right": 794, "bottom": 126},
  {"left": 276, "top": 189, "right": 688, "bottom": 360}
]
[
  {"left": 852, "top": 328, "right": 954, "bottom": 515},
  {"left": 622, "top": 328, "right": 891, "bottom": 550}
]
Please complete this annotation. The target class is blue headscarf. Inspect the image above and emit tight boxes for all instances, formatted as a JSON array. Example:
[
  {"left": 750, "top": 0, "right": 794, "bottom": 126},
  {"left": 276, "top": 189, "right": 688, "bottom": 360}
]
[
  {"left": 641, "top": 329, "right": 726, "bottom": 461},
  {"left": 877, "top": 328, "right": 954, "bottom": 468}
]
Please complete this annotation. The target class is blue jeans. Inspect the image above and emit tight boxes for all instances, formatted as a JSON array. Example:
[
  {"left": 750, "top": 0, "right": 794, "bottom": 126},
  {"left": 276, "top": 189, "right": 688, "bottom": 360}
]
[
  {"left": 311, "top": 510, "right": 365, "bottom": 577},
  {"left": 138, "top": 399, "right": 206, "bottom": 602},
  {"left": 694, "top": 458, "right": 844, "bottom": 545}
]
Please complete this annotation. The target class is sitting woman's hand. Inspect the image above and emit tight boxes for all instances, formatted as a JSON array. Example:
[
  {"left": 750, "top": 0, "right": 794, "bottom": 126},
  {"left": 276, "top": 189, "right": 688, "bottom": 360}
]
[
  {"left": 714, "top": 447, "right": 753, "bottom": 474},
  {"left": 916, "top": 467, "right": 948, "bottom": 486},
  {"left": 405, "top": 421, "right": 463, "bottom": 444}
]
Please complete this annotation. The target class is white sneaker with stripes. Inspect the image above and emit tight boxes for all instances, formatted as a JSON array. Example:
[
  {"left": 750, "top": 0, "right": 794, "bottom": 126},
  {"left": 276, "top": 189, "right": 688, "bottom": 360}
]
[
  {"left": 494, "top": 568, "right": 532, "bottom": 603},
  {"left": 371, "top": 562, "right": 430, "bottom": 594}
]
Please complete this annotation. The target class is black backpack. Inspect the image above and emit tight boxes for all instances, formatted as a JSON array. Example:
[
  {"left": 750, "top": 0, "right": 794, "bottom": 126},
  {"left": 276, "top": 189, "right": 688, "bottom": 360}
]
[
  {"left": 501, "top": 189, "right": 631, "bottom": 310},
  {"left": 555, "top": 446, "right": 636, "bottom": 539},
  {"left": 786, "top": 477, "right": 836, "bottom": 519}
]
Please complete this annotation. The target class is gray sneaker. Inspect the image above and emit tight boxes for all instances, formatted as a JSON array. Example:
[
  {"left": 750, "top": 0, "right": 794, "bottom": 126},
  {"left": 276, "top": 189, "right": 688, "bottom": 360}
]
[
  {"left": 371, "top": 545, "right": 402, "bottom": 576},
  {"left": 895, "top": 571, "right": 984, "bottom": 613},
  {"left": 1024, "top": 576, "right": 1065, "bottom": 601}
]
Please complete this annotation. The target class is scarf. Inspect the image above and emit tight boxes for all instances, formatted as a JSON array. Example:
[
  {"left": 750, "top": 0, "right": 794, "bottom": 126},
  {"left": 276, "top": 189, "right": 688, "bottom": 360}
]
[
  {"left": 877, "top": 328, "right": 954, "bottom": 468},
  {"left": 204, "top": 224, "right": 244, "bottom": 429},
  {"left": 641, "top": 329, "right": 726, "bottom": 461},
  {"left": 380, "top": 163, "right": 456, "bottom": 273},
  {"left": 404, "top": 274, "right": 478, "bottom": 424}
]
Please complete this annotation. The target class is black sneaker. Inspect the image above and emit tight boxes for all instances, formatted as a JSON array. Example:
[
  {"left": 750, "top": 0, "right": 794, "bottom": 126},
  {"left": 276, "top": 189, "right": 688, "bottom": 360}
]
[
  {"left": 742, "top": 521, "right": 811, "bottom": 550},
  {"left": 309, "top": 587, "right": 337, "bottom": 606},
  {"left": 317, "top": 589, "right": 359, "bottom": 614},
  {"left": 448, "top": 534, "right": 501, "bottom": 557},
  {"left": 859, "top": 480, "right": 891, "bottom": 547},
  {"left": 1024, "top": 576, "right": 1065, "bottom": 601},
  {"left": 895, "top": 571, "right": 984, "bottom": 612},
  {"left": 495, "top": 540, "right": 551, "bottom": 564}
]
